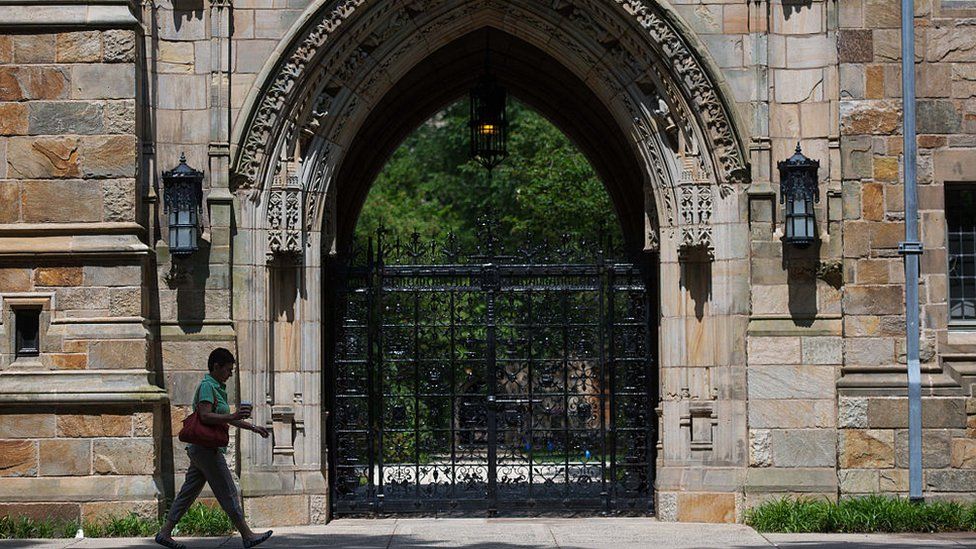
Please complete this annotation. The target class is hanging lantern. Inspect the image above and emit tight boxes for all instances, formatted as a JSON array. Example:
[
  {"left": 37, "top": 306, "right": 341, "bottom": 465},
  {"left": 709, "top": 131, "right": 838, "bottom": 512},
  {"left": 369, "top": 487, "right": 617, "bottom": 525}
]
[
  {"left": 469, "top": 73, "right": 508, "bottom": 171},
  {"left": 162, "top": 153, "right": 204, "bottom": 255},
  {"left": 778, "top": 143, "right": 820, "bottom": 248}
]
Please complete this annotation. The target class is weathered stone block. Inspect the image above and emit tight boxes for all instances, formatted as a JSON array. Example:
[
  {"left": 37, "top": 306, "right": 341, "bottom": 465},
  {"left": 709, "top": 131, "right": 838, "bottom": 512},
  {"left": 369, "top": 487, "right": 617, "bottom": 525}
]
[
  {"left": 35, "top": 267, "right": 82, "bottom": 287},
  {"left": 0, "top": 440, "right": 36, "bottom": 477},
  {"left": 102, "top": 179, "right": 136, "bottom": 222},
  {"left": 79, "top": 135, "right": 136, "bottom": 179},
  {"left": 840, "top": 100, "right": 901, "bottom": 135},
  {"left": 12, "top": 35, "right": 55, "bottom": 64},
  {"left": 880, "top": 469, "right": 909, "bottom": 492},
  {"left": 838, "top": 30, "right": 873, "bottom": 63},
  {"left": 839, "top": 470, "right": 879, "bottom": 493},
  {"left": 865, "top": 65, "right": 884, "bottom": 100},
  {"left": 772, "top": 430, "right": 836, "bottom": 467},
  {"left": 57, "top": 414, "right": 131, "bottom": 437},
  {"left": 842, "top": 286, "right": 904, "bottom": 315},
  {"left": 109, "top": 287, "right": 141, "bottom": 316},
  {"left": 0, "top": 66, "right": 68, "bottom": 101},
  {"left": 57, "top": 287, "right": 109, "bottom": 311},
  {"left": 917, "top": 100, "right": 962, "bottom": 134},
  {"left": 84, "top": 265, "right": 142, "bottom": 287},
  {"left": 0, "top": 503, "right": 78, "bottom": 521},
  {"left": 133, "top": 412, "right": 153, "bottom": 437},
  {"left": 748, "top": 366, "right": 835, "bottom": 400},
  {"left": 839, "top": 398, "right": 868, "bottom": 428},
  {"left": 245, "top": 495, "right": 309, "bottom": 527},
  {"left": 82, "top": 500, "right": 156, "bottom": 522},
  {"left": 70, "top": 64, "right": 134, "bottom": 100},
  {"left": 894, "top": 430, "right": 950, "bottom": 469},
  {"left": 0, "top": 414, "right": 55, "bottom": 438},
  {"left": 7, "top": 137, "right": 81, "bottom": 179},
  {"left": 0, "top": 103, "right": 28, "bottom": 135},
  {"left": 951, "top": 438, "right": 976, "bottom": 468},
  {"left": 840, "top": 430, "right": 894, "bottom": 469},
  {"left": 0, "top": 180, "right": 18, "bottom": 222},
  {"left": 802, "top": 337, "right": 842, "bottom": 365},
  {"left": 749, "top": 400, "right": 834, "bottom": 429},
  {"left": 866, "top": 398, "right": 966, "bottom": 428},
  {"left": 873, "top": 157, "right": 899, "bottom": 182},
  {"left": 926, "top": 470, "right": 976, "bottom": 492},
  {"left": 50, "top": 353, "right": 87, "bottom": 370},
  {"left": 93, "top": 439, "right": 153, "bottom": 475},
  {"left": 748, "top": 337, "right": 801, "bottom": 365},
  {"left": 0, "top": 268, "right": 31, "bottom": 292},
  {"left": 55, "top": 31, "right": 101, "bottom": 63},
  {"left": 927, "top": 26, "right": 976, "bottom": 63},
  {"left": 39, "top": 439, "right": 90, "bottom": 476},
  {"left": 21, "top": 180, "right": 101, "bottom": 223},
  {"left": 0, "top": 36, "right": 12, "bottom": 63},
  {"left": 103, "top": 100, "right": 135, "bottom": 134},
  {"left": 750, "top": 429, "right": 771, "bottom": 467},
  {"left": 102, "top": 30, "right": 135, "bottom": 63},
  {"left": 844, "top": 337, "right": 894, "bottom": 366},
  {"left": 676, "top": 493, "right": 736, "bottom": 523},
  {"left": 89, "top": 340, "right": 146, "bottom": 369},
  {"left": 774, "top": 68, "right": 824, "bottom": 103},
  {"left": 28, "top": 102, "right": 103, "bottom": 135}
]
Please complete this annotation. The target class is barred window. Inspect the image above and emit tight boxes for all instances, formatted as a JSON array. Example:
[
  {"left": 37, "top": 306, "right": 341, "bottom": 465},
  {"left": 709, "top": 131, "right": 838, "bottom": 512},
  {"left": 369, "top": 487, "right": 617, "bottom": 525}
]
[{"left": 948, "top": 185, "right": 976, "bottom": 322}]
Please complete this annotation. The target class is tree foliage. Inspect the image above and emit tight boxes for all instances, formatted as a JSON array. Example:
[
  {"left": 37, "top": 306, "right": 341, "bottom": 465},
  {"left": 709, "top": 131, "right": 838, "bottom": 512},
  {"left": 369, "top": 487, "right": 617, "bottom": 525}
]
[{"left": 355, "top": 98, "right": 622, "bottom": 251}]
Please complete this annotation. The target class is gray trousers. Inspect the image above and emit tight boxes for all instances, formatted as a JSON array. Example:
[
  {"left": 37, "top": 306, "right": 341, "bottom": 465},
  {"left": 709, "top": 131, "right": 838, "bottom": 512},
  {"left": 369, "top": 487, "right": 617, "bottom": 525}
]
[{"left": 168, "top": 445, "right": 244, "bottom": 525}]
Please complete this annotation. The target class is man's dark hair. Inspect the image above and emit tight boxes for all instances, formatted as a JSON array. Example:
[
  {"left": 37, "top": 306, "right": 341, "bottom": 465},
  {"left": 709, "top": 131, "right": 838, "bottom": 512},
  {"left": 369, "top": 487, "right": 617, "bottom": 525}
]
[{"left": 208, "top": 347, "right": 236, "bottom": 372}]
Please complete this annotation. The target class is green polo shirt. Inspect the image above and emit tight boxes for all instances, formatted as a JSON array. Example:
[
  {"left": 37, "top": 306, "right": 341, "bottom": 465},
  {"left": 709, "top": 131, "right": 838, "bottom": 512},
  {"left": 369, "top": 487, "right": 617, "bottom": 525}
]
[{"left": 193, "top": 373, "right": 231, "bottom": 452}]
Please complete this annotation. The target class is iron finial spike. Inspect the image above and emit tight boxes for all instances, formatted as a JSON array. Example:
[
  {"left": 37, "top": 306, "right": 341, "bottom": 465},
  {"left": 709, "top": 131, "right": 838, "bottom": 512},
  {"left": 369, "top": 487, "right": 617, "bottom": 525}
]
[{"left": 795, "top": 142, "right": 802, "bottom": 154}]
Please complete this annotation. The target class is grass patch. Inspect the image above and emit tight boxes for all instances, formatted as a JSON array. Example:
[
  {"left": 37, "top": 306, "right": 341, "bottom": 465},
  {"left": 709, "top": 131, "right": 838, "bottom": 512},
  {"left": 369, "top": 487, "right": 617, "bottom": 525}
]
[
  {"left": 0, "top": 503, "right": 233, "bottom": 539},
  {"left": 746, "top": 495, "right": 976, "bottom": 533}
]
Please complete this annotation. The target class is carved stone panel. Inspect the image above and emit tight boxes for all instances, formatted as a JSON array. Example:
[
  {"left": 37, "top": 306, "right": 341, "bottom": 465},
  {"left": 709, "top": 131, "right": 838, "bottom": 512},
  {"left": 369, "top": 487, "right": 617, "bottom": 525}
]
[{"left": 267, "top": 176, "right": 305, "bottom": 262}]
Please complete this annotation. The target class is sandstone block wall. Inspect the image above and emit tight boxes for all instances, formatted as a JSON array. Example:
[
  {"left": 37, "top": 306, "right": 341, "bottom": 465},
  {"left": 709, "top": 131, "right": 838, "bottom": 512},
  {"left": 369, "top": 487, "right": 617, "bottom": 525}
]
[
  {"left": 0, "top": 10, "right": 163, "bottom": 523},
  {"left": 2, "top": 0, "right": 976, "bottom": 527},
  {"left": 834, "top": 0, "right": 976, "bottom": 501}
]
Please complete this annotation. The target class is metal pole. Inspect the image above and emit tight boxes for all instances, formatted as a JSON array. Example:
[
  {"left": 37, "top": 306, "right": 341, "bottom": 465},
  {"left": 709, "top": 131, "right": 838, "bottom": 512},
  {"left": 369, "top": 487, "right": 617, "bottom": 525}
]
[{"left": 899, "top": 0, "right": 924, "bottom": 503}]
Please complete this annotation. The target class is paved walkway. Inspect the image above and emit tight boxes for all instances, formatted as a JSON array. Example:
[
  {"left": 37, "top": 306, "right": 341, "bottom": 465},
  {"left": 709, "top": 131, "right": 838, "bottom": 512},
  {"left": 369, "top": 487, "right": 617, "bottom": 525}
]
[{"left": 2, "top": 518, "right": 976, "bottom": 548}]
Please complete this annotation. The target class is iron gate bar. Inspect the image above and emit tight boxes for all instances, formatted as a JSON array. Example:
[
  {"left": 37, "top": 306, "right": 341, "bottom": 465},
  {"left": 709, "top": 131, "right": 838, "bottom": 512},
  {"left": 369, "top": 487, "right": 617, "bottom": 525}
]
[{"left": 328, "top": 230, "right": 656, "bottom": 516}]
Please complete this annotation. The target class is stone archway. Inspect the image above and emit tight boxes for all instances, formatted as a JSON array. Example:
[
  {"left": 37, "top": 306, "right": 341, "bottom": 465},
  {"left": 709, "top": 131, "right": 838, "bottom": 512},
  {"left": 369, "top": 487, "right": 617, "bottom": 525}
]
[{"left": 228, "top": 0, "right": 751, "bottom": 521}]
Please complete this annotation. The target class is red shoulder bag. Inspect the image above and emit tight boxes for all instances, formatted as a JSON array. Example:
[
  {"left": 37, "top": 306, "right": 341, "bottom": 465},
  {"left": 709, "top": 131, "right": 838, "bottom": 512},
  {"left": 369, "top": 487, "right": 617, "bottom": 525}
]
[{"left": 177, "top": 385, "right": 230, "bottom": 449}]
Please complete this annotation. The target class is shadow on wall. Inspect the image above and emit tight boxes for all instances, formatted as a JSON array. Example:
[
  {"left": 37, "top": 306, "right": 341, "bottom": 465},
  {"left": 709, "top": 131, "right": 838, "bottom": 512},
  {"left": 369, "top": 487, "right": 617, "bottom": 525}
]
[
  {"left": 680, "top": 259, "right": 712, "bottom": 322},
  {"left": 172, "top": 0, "right": 205, "bottom": 31},
  {"left": 783, "top": 241, "right": 822, "bottom": 328},
  {"left": 782, "top": 0, "right": 815, "bottom": 19},
  {"left": 174, "top": 237, "right": 211, "bottom": 332}
]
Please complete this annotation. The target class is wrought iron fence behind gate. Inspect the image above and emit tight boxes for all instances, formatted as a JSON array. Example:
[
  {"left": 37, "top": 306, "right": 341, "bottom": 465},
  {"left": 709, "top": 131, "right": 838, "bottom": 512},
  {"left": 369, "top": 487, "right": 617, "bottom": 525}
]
[{"left": 326, "top": 225, "right": 657, "bottom": 516}]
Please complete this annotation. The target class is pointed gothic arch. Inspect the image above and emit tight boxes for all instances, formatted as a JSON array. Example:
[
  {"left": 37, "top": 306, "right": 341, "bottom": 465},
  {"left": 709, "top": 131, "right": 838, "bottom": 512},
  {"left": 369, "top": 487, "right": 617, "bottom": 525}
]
[{"left": 227, "top": 0, "right": 753, "bottom": 515}]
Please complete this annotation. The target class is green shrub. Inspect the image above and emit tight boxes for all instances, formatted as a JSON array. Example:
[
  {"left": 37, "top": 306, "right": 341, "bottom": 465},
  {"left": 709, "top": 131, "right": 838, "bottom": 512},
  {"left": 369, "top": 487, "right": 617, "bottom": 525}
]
[
  {"left": 0, "top": 502, "right": 231, "bottom": 539},
  {"left": 746, "top": 495, "right": 976, "bottom": 533},
  {"left": 174, "top": 503, "right": 233, "bottom": 536}
]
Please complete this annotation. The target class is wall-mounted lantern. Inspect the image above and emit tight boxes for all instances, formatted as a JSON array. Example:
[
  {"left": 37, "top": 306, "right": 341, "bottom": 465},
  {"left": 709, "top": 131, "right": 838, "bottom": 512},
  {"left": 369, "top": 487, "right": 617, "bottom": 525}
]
[
  {"left": 162, "top": 153, "right": 204, "bottom": 256},
  {"left": 469, "top": 35, "right": 508, "bottom": 172},
  {"left": 469, "top": 75, "right": 508, "bottom": 171},
  {"left": 778, "top": 143, "right": 820, "bottom": 248}
]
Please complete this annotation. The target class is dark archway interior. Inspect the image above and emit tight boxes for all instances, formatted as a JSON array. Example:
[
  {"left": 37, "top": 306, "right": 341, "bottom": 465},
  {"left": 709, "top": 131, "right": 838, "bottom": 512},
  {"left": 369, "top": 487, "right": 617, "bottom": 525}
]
[{"left": 334, "top": 28, "right": 649, "bottom": 252}]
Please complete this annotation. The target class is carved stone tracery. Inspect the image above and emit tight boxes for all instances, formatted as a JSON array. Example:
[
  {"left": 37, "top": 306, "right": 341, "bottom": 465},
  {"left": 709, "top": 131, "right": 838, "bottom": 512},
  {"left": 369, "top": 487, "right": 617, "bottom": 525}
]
[{"left": 232, "top": 0, "right": 749, "bottom": 197}]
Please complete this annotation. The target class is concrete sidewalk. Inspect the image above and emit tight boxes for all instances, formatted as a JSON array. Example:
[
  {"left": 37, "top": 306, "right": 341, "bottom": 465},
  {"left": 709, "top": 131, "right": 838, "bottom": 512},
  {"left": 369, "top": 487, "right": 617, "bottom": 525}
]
[{"left": 2, "top": 518, "right": 976, "bottom": 548}]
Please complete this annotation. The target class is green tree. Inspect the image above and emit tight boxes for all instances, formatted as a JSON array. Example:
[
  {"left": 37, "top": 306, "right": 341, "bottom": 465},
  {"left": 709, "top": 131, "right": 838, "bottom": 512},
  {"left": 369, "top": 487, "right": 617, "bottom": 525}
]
[{"left": 355, "top": 98, "right": 622, "bottom": 252}]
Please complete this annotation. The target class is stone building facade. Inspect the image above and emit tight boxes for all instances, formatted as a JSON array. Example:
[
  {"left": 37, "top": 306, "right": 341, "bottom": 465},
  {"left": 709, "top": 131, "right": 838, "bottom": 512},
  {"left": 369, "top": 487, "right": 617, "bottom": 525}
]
[{"left": 1, "top": 0, "right": 975, "bottom": 526}]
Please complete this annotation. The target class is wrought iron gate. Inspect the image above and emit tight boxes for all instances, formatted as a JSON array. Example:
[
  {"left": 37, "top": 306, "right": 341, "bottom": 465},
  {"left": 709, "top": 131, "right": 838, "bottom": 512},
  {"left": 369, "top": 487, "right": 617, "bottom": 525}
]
[{"left": 326, "top": 227, "right": 657, "bottom": 516}]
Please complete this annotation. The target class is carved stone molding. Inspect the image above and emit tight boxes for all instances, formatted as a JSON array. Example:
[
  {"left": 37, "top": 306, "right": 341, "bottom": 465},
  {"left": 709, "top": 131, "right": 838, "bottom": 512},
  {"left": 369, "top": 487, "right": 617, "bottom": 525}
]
[{"left": 231, "top": 0, "right": 749, "bottom": 193}]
